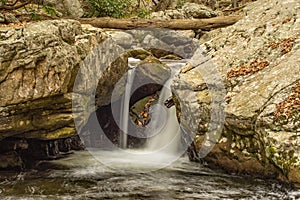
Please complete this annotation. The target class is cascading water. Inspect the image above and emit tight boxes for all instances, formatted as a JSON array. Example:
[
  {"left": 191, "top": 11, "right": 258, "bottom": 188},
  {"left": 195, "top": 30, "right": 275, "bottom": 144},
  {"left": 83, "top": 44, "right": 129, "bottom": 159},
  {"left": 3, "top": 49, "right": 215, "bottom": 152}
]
[
  {"left": 1, "top": 58, "right": 294, "bottom": 199},
  {"left": 92, "top": 60, "right": 187, "bottom": 172},
  {"left": 119, "top": 60, "right": 184, "bottom": 153},
  {"left": 145, "top": 74, "right": 180, "bottom": 154},
  {"left": 119, "top": 63, "right": 136, "bottom": 149}
]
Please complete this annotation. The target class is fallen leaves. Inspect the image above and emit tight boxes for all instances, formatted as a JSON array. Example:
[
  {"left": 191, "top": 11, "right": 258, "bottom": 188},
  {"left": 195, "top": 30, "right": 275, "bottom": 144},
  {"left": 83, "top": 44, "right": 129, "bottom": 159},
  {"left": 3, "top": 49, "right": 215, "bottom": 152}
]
[
  {"left": 274, "top": 83, "right": 300, "bottom": 119},
  {"left": 131, "top": 96, "right": 157, "bottom": 127},
  {"left": 282, "top": 18, "right": 292, "bottom": 24},
  {"left": 227, "top": 59, "right": 270, "bottom": 79},
  {"left": 268, "top": 36, "right": 298, "bottom": 55},
  {"left": 0, "top": 21, "right": 27, "bottom": 27}
]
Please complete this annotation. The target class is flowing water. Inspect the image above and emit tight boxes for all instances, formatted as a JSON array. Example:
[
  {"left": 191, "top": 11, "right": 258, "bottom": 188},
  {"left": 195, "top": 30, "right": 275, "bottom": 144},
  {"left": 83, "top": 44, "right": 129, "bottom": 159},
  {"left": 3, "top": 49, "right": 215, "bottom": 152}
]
[
  {"left": 0, "top": 151, "right": 298, "bottom": 199},
  {"left": 145, "top": 79, "right": 181, "bottom": 153},
  {"left": 145, "top": 64, "right": 182, "bottom": 154},
  {"left": 119, "top": 67, "right": 135, "bottom": 149},
  {"left": 1, "top": 60, "right": 299, "bottom": 199}
]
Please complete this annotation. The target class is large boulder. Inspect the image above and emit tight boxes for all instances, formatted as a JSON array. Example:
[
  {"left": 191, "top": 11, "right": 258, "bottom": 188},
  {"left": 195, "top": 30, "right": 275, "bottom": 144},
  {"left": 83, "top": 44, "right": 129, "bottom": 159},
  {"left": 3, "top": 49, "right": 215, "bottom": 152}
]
[
  {"left": 172, "top": 0, "right": 300, "bottom": 185},
  {"left": 0, "top": 20, "right": 130, "bottom": 167},
  {"left": 0, "top": 20, "right": 100, "bottom": 140}
]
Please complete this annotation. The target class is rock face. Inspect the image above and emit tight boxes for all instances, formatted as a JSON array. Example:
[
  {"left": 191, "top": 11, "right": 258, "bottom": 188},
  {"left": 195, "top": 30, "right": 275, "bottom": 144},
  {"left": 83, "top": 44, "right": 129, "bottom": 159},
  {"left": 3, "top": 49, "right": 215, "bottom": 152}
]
[
  {"left": 0, "top": 20, "right": 131, "bottom": 168},
  {"left": 83, "top": 56, "right": 171, "bottom": 149},
  {"left": 172, "top": 0, "right": 300, "bottom": 185},
  {"left": 0, "top": 21, "right": 180, "bottom": 167},
  {"left": 0, "top": 20, "right": 101, "bottom": 140}
]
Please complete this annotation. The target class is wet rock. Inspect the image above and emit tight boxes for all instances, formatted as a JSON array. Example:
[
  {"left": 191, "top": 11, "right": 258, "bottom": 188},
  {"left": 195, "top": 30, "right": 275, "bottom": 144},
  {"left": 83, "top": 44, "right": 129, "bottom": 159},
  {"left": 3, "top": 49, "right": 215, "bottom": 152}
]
[
  {"left": 0, "top": 138, "right": 28, "bottom": 153},
  {"left": 131, "top": 56, "right": 171, "bottom": 104},
  {"left": 19, "top": 136, "right": 84, "bottom": 166},
  {"left": 0, "top": 151, "right": 23, "bottom": 169},
  {"left": 172, "top": 0, "right": 300, "bottom": 184}
]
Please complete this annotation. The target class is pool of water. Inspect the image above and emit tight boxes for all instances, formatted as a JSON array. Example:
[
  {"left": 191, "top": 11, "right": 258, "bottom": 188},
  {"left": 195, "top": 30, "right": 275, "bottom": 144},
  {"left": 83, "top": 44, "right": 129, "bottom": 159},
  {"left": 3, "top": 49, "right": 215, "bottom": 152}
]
[{"left": 0, "top": 150, "right": 299, "bottom": 199}]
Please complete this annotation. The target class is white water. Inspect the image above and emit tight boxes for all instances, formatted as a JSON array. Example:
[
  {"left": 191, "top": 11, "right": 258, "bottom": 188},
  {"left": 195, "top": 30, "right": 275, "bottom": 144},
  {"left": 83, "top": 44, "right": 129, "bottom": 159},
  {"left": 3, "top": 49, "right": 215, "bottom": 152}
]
[
  {"left": 104, "top": 60, "right": 186, "bottom": 172},
  {"left": 145, "top": 78, "right": 181, "bottom": 154},
  {"left": 119, "top": 67, "right": 135, "bottom": 149}
]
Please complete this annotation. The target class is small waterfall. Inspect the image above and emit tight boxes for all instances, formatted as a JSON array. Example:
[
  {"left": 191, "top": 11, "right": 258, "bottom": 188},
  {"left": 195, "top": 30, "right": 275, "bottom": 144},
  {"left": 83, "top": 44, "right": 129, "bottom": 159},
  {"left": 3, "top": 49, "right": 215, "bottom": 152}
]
[
  {"left": 144, "top": 63, "right": 184, "bottom": 154},
  {"left": 86, "top": 60, "right": 187, "bottom": 172},
  {"left": 145, "top": 78, "right": 181, "bottom": 153},
  {"left": 119, "top": 66, "right": 135, "bottom": 149}
]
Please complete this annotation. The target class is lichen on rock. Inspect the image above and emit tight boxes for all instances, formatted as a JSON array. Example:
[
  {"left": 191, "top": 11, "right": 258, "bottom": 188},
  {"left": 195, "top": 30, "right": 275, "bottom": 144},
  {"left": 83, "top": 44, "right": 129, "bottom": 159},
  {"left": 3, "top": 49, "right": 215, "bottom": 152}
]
[{"left": 172, "top": 0, "right": 300, "bottom": 185}]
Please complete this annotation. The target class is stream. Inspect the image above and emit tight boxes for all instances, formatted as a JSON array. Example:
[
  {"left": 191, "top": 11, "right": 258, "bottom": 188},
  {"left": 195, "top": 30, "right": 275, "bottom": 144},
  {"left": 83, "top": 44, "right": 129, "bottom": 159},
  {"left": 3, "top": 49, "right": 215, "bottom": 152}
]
[
  {"left": 0, "top": 59, "right": 299, "bottom": 199},
  {"left": 0, "top": 151, "right": 298, "bottom": 199}
]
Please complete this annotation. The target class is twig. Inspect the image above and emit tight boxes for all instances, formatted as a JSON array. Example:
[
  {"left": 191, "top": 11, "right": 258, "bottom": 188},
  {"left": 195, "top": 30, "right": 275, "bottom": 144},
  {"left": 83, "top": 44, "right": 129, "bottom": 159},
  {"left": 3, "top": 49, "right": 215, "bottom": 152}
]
[{"left": 0, "top": 0, "right": 33, "bottom": 10}]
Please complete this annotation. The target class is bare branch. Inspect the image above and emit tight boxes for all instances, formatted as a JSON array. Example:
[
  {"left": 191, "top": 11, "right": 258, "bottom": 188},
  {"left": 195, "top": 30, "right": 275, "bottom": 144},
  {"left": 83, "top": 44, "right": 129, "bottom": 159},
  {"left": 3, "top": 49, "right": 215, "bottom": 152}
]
[{"left": 0, "top": 0, "right": 33, "bottom": 10}]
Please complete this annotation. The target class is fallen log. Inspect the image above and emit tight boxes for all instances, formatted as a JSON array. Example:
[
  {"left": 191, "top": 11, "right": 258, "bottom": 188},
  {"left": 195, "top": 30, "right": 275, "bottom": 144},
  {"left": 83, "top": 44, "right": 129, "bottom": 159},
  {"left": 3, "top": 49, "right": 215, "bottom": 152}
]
[{"left": 78, "top": 15, "right": 242, "bottom": 30}]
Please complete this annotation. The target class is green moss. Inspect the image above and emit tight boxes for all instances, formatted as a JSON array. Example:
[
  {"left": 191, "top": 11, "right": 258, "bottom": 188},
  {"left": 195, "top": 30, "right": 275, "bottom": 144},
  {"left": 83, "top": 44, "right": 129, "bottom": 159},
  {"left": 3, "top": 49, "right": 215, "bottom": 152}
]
[
  {"left": 21, "top": 127, "right": 76, "bottom": 140},
  {"left": 268, "top": 145, "right": 277, "bottom": 154},
  {"left": 127, "top": 49, "right": 152, "bottom": 60}
]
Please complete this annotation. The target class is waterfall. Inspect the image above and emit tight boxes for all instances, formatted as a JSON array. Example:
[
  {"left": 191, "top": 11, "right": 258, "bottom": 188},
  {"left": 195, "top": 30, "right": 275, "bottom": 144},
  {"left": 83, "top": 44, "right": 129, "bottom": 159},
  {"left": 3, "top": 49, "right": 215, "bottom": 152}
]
[
  {"left": 118, "top": 60, "right": 183, "bottom": 152},
  {"left": 144, "top": 62, "right": 184, "bottom": 154},
  {"left": 101, "top": 60, "right": 187, "bottom": 172},
  {"left": 119, "top": 66, "right": 135, "bottom": 149},
  {"left": 145, "top": 78, "right": 181, "bottom": 154}
]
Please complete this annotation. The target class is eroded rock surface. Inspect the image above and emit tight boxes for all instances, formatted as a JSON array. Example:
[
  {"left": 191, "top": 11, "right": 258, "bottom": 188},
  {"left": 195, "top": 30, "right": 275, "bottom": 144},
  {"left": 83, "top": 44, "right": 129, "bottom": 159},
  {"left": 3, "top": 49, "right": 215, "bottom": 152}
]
[
  {"left": 172, "top": 0, "right": 300, "bottom": 185},
  {"left": 0, "top": 20, "right": 131, "bottom": 168}
]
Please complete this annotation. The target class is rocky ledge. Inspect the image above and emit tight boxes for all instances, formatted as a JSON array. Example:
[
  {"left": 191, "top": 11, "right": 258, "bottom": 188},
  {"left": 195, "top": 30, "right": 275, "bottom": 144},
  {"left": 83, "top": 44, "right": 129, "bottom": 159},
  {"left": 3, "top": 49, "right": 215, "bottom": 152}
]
[
  {"left": 0, "top": 19, "right": 130, "bottom": 168},
  {"left": 172, "top": 0, "right": 300, "bottom": 185},
  {"left": 0, "top": 19, "right": 182, "bottom": 168}
]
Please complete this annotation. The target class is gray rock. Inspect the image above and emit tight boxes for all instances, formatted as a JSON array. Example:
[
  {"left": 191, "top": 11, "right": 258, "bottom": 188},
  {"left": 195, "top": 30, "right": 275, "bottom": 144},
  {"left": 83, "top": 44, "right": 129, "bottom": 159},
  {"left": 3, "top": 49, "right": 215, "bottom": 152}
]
[
  {"left": 4, "top": 13, "right": 20, "bottom": 24},
  {"left": 150, "top": 2, "right": 218, "bottom": 20},
  {"left": 150, "top": 11, "right": 172, "bottom": 20},
  {"left": 182, "top": 3, "right": 218, "bottom": 18},
  {"left": 176, "top": 30, "right": 196, "bottom": 39},
  {"left": 43, "top": 0, "right": 84, "bottom": 18},
  {"left": 172, "top": 0, "right": 300, "bottom": 184},
  {"left": 164, "top": 9, "right": 186, "bottom": 19},
  {"left": 111, "top": 31, "right": 134, "bottom": 48}
]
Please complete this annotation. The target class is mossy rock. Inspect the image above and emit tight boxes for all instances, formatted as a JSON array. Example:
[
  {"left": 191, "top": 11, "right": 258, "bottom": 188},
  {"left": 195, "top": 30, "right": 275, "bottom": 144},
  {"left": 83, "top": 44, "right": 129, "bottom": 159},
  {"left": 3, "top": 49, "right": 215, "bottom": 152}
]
[
  {"left": 18, "top": 127, "right": 76, "bottom": 140},
  {"left": 127, "top": 49, "right": 152, "bottom": 60}
]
